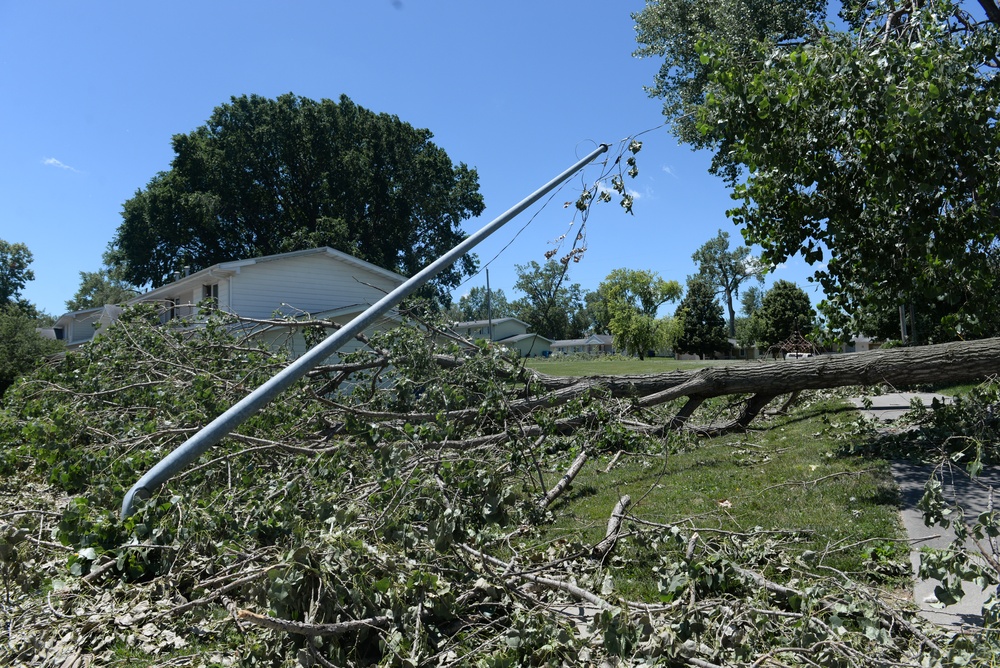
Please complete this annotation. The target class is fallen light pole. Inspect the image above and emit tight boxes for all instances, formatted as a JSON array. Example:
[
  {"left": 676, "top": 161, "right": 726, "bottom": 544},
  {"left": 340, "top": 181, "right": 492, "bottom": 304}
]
[{"left": 121, "top": 143, "right": 611, "bottom": 518}]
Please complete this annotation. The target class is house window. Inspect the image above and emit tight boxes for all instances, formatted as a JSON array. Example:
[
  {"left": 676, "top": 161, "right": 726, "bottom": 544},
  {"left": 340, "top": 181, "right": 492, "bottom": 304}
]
[
  {"left": 53, "top": 327, "right": 64, "bottom": 340},
  {"left": 160, "top": 298, "right": 177, "bottom": 324},
  {"left": 202, "top": 283, "right": 219, "bottom": 307}
]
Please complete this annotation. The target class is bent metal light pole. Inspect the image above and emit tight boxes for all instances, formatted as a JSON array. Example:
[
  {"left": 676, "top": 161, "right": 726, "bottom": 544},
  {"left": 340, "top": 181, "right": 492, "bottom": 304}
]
[{"left": 121, "top": 142, "right": 610, "bottom": 518}]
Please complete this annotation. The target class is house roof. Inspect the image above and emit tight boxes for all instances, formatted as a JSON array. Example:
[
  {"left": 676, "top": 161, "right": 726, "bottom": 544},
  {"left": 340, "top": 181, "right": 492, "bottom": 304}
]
[
  {"left": 453, "top": 317, "right": 530, "bottom": 330},
  {"left": 498, "top": 332, "right": 552, "bottom": 344},
  {"left": 131, "top": 246, "right": 407, "bottom": 304},
  {"left": 551, "top": 334, "right": 613, "bottom": 347},
  {"left": 53, "top": 304, "right": 123, "bottom": 328}
]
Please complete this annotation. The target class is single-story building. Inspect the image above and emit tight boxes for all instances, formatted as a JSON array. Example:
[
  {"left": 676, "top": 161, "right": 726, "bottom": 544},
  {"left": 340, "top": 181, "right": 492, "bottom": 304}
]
[
  {"left": 451, "top": 317, "right": 552, "bottom": 358},
  {"left": 549, "top": 334, "right": 615, "bottom": 356}
]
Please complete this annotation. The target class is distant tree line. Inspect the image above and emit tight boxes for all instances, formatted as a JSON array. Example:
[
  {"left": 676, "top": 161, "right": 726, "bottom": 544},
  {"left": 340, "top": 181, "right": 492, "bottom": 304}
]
[{"left": 451, "top": 231, "right": 817, "bottom": 360}]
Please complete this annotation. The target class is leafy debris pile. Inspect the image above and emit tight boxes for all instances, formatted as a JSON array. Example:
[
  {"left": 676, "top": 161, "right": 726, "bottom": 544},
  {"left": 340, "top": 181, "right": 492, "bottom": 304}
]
[{"left": 0, "top": 306, "right": 991, "bottom": 666}]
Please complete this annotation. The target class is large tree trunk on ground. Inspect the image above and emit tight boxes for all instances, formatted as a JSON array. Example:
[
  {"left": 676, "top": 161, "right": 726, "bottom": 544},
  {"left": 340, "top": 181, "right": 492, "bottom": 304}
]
[
  {"left": 525, "top": 338, "right": 1000, "bottom": 433},
  {"left": 531, "top": 338, "right": 1000, "bottom": 399}
]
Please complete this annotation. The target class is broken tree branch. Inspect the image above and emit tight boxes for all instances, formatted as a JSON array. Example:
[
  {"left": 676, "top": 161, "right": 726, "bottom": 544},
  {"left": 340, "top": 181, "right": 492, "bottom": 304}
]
[
  {"left": 236, "top": 609, "right": 391, "bottom": 636},
  {"left": 538, "top": 450, "right": 589, "bottom": 510},
  {"left": 592, "top": 495, "right": 632, "bottom": 560}
]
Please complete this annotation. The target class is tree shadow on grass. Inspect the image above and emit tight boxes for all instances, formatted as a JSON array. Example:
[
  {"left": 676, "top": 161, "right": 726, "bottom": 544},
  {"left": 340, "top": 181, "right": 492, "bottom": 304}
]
[{"left": 756, "top": 405, "right": 859, "bottom": 432}]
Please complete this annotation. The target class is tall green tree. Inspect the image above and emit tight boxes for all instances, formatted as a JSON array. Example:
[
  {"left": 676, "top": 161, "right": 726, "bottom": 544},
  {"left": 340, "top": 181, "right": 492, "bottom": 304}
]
[
  {"left": 735, "top": 285, "right": 767, "bottom": 347},
  {"left": 584, "top": 290, "right": 611, "bottom": 334},
  {"left": 594, "top": 268, "right": 682, "bottom": 359},
  {"left": 635, "top": 0, "right": 1000, "bottom": 339},
  {"left": 692, "top": 230, "right": 766, "bottom": 337},
  {"left": 511, "top": 260, "right": 587, "bottom": 340},
  {"left": 740, "top": 285, "right": 764, "bottom": 319},
  {"left": 0, "top": 239, "right": 35, "bottom": 306},
  {"left": 457, "top": 286, "right": 512, "bottom": 321},
  {"left": 0, "top": 304, "right": 63, "bottom": 399},
  {"left": 675, "top": 278, "right": 727, "bottom": 360},
  {"left": 750, "top": 280, "right": 816, "bottom": 350},
  {"left": 595, "top": 268, "right": 682, "bottom": 318},
  {"left": 108, "top": 93, "right": 485, "bottom": 301},
  {"left": 65, "top": 269, "right": 138, "bottom": 312}
]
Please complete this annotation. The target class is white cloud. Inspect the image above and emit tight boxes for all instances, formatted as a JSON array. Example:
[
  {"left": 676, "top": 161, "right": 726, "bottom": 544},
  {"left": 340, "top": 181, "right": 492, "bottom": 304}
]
[
  {"left": 662, "top": 165, "right": 677, "bottom": 178},
  {"left": 42, "top": 157, "right": 79, "bottom": 172}
]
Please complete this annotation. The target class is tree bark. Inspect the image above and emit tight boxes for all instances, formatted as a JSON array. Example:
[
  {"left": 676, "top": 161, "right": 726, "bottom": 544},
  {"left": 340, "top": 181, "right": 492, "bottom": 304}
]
[
  {"left": 977, "top": 0, "right": 1000, "bottom": 27},
  {"left": 236, "top": 609, "right": 391, "bottom": 636},
  {"left": 529, "top": 338, "right": 1000, "bottom": 405},
  {"left": 592, "top": 495, "right": 631, "bottom": 560},
  {"left": 539, "top": 451, "right": 588, "bottom": 510}
]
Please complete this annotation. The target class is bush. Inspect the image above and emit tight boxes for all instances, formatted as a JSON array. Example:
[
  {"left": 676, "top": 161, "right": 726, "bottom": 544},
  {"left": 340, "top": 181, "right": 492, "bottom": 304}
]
[{"left": 0, "top": 304, "right": 62, "bottom": 400}]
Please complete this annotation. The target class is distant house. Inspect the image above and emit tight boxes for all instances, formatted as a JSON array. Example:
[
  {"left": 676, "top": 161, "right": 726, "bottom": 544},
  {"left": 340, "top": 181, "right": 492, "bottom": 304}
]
[
  {"left": 49, "top": 305, "right": 124, "bottom": 348},
  {"left": 728, "top": 338, "right": 760, "bottom": 361},
  {"left": 847, "top": 335, "right": 874, "bottom": 353},
  {"left": 451, "top": 317, "right": 551, "bottom": 358},
  {"left": 550, "top": 334, "right": 614, "bottom": 356},
  {"left": 52, "top": 247, "right": 407, "bottom": 353}
]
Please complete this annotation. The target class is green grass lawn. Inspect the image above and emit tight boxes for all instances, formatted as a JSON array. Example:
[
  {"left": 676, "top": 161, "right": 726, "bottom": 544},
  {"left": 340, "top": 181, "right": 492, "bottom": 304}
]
[
  {"left": 525, "top": 354, "right": 750, "bottom": 376},
  {"left": 533, "top": 393, "right": 909, "bottom": 599}
]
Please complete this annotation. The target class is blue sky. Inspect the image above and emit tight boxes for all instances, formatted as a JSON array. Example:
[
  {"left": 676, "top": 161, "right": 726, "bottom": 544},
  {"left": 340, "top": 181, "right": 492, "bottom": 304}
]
[{"left": 1, "top": 1, "right": 823, "bottom": 318}]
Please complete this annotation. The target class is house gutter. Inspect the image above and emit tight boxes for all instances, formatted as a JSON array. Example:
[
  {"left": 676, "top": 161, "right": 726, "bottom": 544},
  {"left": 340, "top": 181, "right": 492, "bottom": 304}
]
[{"left": 121, "top": 142, "right": 610, "bottom": 518}]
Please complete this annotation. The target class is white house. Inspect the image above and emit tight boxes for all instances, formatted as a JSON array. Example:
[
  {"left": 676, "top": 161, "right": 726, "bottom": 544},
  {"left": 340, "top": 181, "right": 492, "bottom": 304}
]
[
  {"left": 848, "top": 335, "right": 873, "bottom": 353},
  {"left": 451, "top": 317, "right": 552, "bottom": 358},
  {"left": 53, "top": 247, "right": 407, "bottom": 352},
  {"left": 49, "top": 305, "right": 124, "bottom": 348},
  {"left": 549, "top": 334, "right": 614, "bottom": 356}
]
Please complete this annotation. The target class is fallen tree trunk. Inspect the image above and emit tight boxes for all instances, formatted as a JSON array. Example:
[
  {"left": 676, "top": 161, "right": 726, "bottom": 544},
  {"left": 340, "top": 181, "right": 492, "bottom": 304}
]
[
  {"left": 518, "top": 338, "right": 1000, "bottom": 434},
  {"left": 634, "top": 337, "right": 1000, "bottom": 407},
  {"left": 528, "top": 337, "right": 998, "bottom": 406}
]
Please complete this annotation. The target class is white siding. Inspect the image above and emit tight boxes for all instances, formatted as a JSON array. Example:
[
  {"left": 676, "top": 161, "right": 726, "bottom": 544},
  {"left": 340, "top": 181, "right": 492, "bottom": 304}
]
[
  {"left": 255, "top": 313, "right": 398, "bottom": 362},
  {"left": 68, "top": 311, "right": 101, "bottom": 345},
  {"left": 492, "top": 320, "right": 526, "bottom": 341},
  {"left": 229, "top": 253, "right": 403, "bottom": 319},
  {"left": 455, "top": 319, "right": 528, "bottom": 342},
  {"left": 61, "top": 306, "right": 122, "bottom": 347},
  {"left": 144, "top": 286, "right": 202, "bottom": 321},
  {"left": 505, "top": 336, "right": 550, "bottom": 358}
]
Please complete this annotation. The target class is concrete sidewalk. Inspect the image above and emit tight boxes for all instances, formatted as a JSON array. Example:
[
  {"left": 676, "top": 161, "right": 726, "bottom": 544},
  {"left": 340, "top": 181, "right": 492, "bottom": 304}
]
[{"left": 850, "top": 392, "right": 1000, "bottom": 628}]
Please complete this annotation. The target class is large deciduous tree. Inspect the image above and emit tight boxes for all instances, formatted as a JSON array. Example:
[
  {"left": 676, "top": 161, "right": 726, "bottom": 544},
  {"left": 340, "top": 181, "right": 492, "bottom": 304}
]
[
  {"left": 0, "top": 239, "right": 35, "bottom": 306},
  {"left": 692, "top": 230, "right": 766, "bottom": 338},
  {"left": 457, "top": 286, "right": 512, "bottom": 322},
  {"left": 594, "top": 268, "right": 682, "bottom": 359},
  {"left": 511, "top": 260, "right": 588, "bottom": 340},
  {"left": 750, "top": 280, "right": 816, "bottom": 350},
  {"left": 635, "top": 0, "right": 1000, "bottom": 340},
  {"left": 65, "top": 269, "right": 138, "bottom": 312},
  {"left": 675, "top": 278, "right": 727, "bottom": 360},
  {"left": 108, "top": 93, "right": 485, "bottom": 301},
  {"left": 740, "top": 285, "right": 764, "bottom": 318}
]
